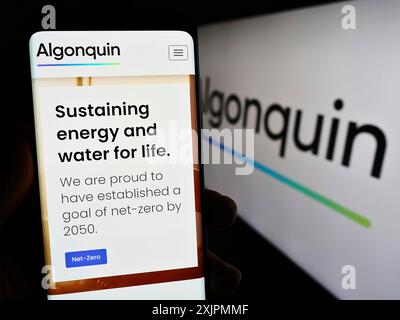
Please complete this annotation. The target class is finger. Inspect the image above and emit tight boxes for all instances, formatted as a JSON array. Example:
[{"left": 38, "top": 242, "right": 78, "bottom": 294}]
[
  {"left": 206, "top": 250, "right": 241, "bottom": 298},
  {"left": 204, "top": 189, "right": 237, "bottom": 232},
  {"left": 0, "top": 121, "right": 34, "bottom": 227}
]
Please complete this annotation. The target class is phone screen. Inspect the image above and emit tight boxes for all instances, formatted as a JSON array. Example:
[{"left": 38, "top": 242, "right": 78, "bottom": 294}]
[{"left": 29, "top": 31, "right": 205, "bottom": 299}]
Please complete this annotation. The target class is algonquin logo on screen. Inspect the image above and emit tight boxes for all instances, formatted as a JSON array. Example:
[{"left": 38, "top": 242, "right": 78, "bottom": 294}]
[
  {"left": 201, "top": 77, "right": 389, "bottom": 228},
  {"left": 201, "top": 77, "right": 387, "bottom": 180},
  {"left": 36, "top": 42, "right": 121, "bottom": 60}
]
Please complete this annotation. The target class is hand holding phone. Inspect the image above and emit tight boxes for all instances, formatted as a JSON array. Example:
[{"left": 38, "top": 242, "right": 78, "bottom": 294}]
[{"left": 29, "top": 31, "right": 206, "bottom": 299}]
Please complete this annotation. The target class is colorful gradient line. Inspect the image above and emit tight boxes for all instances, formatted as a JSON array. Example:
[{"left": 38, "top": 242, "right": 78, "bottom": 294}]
[
  {"left": 37, "top": 62, "right": 120, "bottom": 67},
  {"left": 205, "top": 135, "right": 371, "bottom": 228}
]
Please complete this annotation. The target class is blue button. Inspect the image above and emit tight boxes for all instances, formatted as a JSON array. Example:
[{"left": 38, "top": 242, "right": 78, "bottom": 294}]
[{"left": 65, "top": 249, "right": 107, "bottom": 268}]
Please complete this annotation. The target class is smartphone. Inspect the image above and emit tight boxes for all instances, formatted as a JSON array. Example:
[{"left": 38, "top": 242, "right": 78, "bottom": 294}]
[{"left": 29, "top": 31, "right": 206, "bottom": 299}]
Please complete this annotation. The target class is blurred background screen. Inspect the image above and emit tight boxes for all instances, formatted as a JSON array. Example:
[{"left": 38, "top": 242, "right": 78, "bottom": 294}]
[{"left": 198, "top": 0, "right": 400, "bottom": 299}]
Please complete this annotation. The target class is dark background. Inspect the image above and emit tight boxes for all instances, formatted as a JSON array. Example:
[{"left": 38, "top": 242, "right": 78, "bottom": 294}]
[{"left": 1, "top": 0, "right": 341, "bottom": 299}]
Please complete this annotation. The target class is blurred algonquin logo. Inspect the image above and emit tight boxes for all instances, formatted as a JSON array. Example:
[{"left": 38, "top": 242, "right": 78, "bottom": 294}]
[{"left": 201, "top": 77, "right": 388, "bottom": 228}]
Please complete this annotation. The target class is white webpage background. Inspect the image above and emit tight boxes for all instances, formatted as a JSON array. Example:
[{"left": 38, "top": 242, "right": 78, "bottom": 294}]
[
  {"left": 36, "top": 83, "right": 198, "bottom": 282},
  {"left": 199, "top": 0, "right": 400, "bottom": 299}
]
